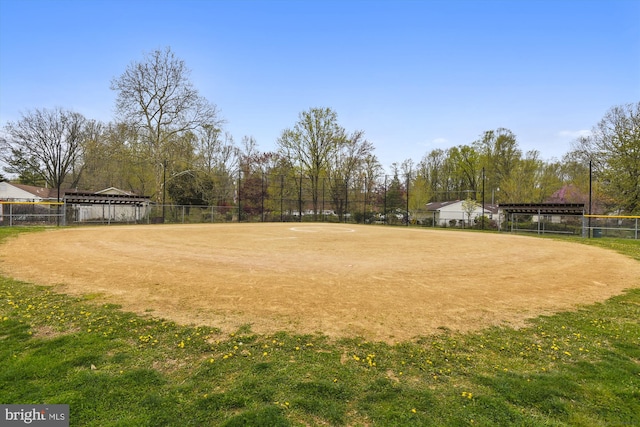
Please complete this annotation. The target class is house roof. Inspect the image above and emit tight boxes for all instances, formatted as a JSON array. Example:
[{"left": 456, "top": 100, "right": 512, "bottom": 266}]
[
  {"left": 95, "top": 187, "right": 136, "bottom": 196},
  {"left": 11, "top": 183, "right": 42, "bottom": 197},
  {"left": 9, "top": 183, "right": 59, "bottom": 199},
  {"left": 425, "top": 200, "right": 460, "bottom": 211}
]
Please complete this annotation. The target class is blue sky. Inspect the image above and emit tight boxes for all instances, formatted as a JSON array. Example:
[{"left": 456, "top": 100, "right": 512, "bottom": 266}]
[{"left": 1, "top": 0, "right": 638, "bottom": 172}]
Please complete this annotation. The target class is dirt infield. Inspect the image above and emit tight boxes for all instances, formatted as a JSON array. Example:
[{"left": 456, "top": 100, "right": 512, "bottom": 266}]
[{"left": 1, "top": 223, "right": 639, "bottom": 342}]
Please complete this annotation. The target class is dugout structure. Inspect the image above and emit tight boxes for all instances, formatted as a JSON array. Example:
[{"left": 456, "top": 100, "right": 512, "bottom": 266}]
[
  {"left": 500, "top": 203, "right": 585, "bottom": 236},
  {"left": 64, "top": 191, "right": 151, "bottom": 224}
]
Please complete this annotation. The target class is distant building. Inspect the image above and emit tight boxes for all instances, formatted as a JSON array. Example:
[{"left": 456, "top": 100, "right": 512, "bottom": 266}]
[
  {"left": 0, "top": 182, "right": 62, "bottom": 201},
  {"left": 0, "top": 182, "right": 151, "bottom": 224},
  {"left": 424, "top": 200, "right": 499, "bottom": 227}
]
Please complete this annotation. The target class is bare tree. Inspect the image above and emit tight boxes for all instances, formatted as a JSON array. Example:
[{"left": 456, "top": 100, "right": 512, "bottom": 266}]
[
  {"left": 2, "top": 107, "right": 88, "bottom": 200},
  {"left": 110, "top": 46, "right": 222, "bottom": 200}
]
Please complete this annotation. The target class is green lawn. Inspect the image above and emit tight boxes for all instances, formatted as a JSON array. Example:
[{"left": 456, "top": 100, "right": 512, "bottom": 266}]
[{"left": 1, "top": 227, "right": 639, "bottom": 426}]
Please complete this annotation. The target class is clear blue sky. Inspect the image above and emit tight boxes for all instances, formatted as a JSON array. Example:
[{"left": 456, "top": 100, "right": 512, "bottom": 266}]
[{"left": 1, "top": 0, "right": 638, "bottom": 172}]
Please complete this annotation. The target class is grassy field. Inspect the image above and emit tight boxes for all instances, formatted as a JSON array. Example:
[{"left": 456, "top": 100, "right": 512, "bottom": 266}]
[{"left": 1, "top": 227, "right": 639, "bottom": 426}]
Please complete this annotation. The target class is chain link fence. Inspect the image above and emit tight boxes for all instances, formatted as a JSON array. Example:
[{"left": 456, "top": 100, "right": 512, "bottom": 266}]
[
  {"left": 0, "top": 202, "right": 65, "bottom": 226},
  {"left": 3, "top": 175, "right": 638, "bottom": 239}
]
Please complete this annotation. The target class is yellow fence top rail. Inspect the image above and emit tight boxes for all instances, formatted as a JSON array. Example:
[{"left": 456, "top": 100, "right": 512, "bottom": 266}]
[{"left": 584, "top": 214, "right": 640, "bottom": 219}]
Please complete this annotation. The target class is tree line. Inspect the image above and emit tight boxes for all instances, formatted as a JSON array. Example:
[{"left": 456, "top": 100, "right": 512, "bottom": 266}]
[{"left": 1, "top": 47, "right": 639, "bottom": 215}]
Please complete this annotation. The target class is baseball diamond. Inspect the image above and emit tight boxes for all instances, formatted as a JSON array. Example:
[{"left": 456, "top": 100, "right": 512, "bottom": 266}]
[{"left": 1, "top": 223, "right": 639, "bottom": 342}]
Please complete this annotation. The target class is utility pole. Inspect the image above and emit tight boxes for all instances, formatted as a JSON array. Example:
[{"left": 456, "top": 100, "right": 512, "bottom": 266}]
[
  {"left": 481, "top": 167, "right": 485, "bottom": 230},
  {"left": 589, "top": 159, "right": 592, "bottom": 237}
]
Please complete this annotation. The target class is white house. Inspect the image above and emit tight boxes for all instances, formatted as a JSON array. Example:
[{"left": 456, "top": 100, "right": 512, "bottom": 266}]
[
  {"left": 424, "top": 200, "right": 499, "bottom": 227},
  {"left": 0, "top": 182, "right": 55, "bottom": 201},
  {"left": 0, "top": 182, "right": 65, "bottom": 225}
]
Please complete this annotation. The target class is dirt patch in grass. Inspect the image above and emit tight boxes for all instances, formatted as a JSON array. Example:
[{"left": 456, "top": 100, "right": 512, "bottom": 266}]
[
  {"left": 1, "top": 223, "right": 639, "bottom": 343},
  {"left": 30, "top": 324, "right": 71, "bottom": 340}
]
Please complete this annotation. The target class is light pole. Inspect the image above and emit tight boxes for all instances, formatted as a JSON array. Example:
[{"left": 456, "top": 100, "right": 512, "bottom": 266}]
[
  {"left": 481, "top": 167, "right": 485, "bottom": 230},
  {"left": 588, "top": 159, "right": 593, "bottom": 237}
]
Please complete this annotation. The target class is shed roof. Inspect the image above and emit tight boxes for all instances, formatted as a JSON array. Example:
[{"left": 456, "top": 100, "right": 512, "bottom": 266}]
[
  {"left": 499, "top": 203, "right": 585, "bottom": 215},
  {"left": 63, "top": 191, "right": 150, "bottom": 205}
]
